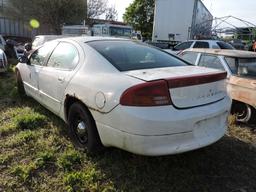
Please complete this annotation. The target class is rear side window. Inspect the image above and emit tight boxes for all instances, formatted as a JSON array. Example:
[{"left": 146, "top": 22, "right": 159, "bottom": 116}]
[
  {"left": 199, "top": 54, "right": 225, "bottom": 71},
  {"left": 217, "top": 42, "right": 234, "bottom": 50},
  {"left": 88, "top": 41, "right": 187, "bottom": 71},
  {"left": 179, "top": 52, "right": 198, "bottom": 64},
  {"left": 174, "top": 41, "right": 193, "bottom": 51},
  {"left": 47, "top": 42, "right": 79, "bottom": 70},
  {"left": 193, "top": 42, "right": 209, "bottom": 48}
]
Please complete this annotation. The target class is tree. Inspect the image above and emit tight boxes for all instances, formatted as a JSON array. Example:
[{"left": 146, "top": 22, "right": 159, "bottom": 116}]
[
  {"left": 6, "top": 0, "right": 86, "bottom": 34},
  {"left": 87, "top": 0, "right": 107, "bottom": 19},
  {"left": 123, "top": 0, "right": 155, "bottom": 39},
  {"left": 105, "top": 6, "right": 118, "bottom": 21}
]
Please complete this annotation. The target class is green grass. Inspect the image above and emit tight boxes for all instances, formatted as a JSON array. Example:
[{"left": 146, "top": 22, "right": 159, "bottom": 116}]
[{"left": 0, "top": 70, "right": 256, "bottom": 192}]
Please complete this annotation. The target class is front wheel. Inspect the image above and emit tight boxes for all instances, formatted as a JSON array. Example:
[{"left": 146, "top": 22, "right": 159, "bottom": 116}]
[
  {"left": 68, "top": 102, "right": 103, "bottom": 153},
  {"left": 233, "top": 102, "right": 255, "bottom": 123}
]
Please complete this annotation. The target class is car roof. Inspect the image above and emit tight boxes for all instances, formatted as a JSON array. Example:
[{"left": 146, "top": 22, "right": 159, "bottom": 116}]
[
  {"left": 187, "top": 40, "right": 223, "bottom": 43},
  {"left": 67, "top": 36, "right": 129, "bottom": 43},
  {"left": 184, "top": 48, "right": 256, "bottom": 58}
]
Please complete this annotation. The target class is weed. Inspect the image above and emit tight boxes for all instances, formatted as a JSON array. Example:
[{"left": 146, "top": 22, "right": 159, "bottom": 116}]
[
  {"left": 7, "top": 130, "right": 37, "bottom": 147},
  {"left": 14, "top": 112, "right": 47, "bottom": 130},
  {"left": 228, "top": 115, "right": 236, "bottom": 127},
  {"left": 57, "top": 149, "right": 82, "bottom": 171},
  {"left": 0, "top": 153, "right": 14, "bottom": 165},
  {"left": 35, "top": 151, "right": 55, "bottom": 168},
  {"left": 11, "top": 162, "right": 37, "bottom": 182},
  {"left": 64, "top": 172, "right": 85, "bottom": 192}
]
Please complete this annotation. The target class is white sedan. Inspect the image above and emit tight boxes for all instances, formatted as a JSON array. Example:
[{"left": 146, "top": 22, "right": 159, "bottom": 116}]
[{"left": 16, "top": 37, "right": 231, "bottom": 156}]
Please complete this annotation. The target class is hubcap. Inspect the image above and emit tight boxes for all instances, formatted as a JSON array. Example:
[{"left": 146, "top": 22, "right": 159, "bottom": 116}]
[
  {"left": 236, "top": 104, "right": 251, "bottom": 123},
  {"left": 75, "top": 121, "right": 88, "bottom": 144}
]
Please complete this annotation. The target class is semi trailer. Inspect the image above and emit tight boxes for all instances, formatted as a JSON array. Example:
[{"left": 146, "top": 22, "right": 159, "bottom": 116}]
[{"left": 152, "top": 0, "right": 213, "bottom": 44}]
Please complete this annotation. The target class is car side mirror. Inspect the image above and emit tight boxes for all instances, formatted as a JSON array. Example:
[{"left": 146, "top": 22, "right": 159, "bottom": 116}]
[{"left": 19, "top": 55, "right": 29, "bottom": 64}]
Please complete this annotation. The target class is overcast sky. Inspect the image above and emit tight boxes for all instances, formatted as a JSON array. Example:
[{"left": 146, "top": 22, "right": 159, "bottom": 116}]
[{"left": 108, "top": 0, "right": 256, "bottom": 26}]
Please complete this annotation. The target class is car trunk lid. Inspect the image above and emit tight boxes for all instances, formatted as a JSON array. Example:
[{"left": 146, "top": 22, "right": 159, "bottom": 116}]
[{"left": 125, "top": 66, "right": 227, "bottom": 108}]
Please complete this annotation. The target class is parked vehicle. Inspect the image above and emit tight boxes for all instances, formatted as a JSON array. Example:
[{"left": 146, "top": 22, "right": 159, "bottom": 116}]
[
  {"left": 16, "top": 37, "right": 231, "bottom": 156},
  {"left": 92, "top": 24, "right": 142, "bottom": 40},
  {"left": 229, "top": 39, "right": 245, "bottom": 50},
  {"left": 0, "top": 34, "right": 6, "bottom": 51},
  {"left": 62, "top": 25, "right": 90, "bottom": 36},
  {"left": 166, "top": 40, "right": 235, "bottom": 54},
  {"left": 179, "top": 48, "right": 256, "bottom": 123},
  {"left": 0, "top": 49, "right": 8, "bottom": 73},
  {"left": 152, "top": 0, "right": 213, "bottom": 43}
]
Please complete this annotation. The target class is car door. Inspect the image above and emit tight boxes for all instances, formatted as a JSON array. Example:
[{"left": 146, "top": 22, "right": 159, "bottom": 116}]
[
  {"left": 38, "top": 42, "right": 80, "bottom": 115},
  {"left": 20, "top": 44, "right": 56, "bottom": 100}
]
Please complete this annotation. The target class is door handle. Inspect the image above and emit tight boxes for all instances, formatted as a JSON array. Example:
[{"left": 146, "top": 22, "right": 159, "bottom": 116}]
[{"left": 58, "top": 77, "right": 65, "bottom": 82}]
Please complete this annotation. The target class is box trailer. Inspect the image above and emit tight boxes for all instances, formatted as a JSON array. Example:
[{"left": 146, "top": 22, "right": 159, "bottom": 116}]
[{"left": 152, "top": 0, "right": 213, "bottom": 43}]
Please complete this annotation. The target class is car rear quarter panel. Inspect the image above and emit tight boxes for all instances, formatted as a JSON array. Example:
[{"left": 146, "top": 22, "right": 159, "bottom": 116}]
[
  {"left": 228, "top": 76, "right": 256, "bottom": 108},
  {"left": 61, "top": 44, "right": 143, "bottom": 119}
]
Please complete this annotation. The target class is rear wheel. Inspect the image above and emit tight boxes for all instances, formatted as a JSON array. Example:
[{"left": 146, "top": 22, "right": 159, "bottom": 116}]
[
  {"left": 68, "top": 102, "right": 103, "bottom": 153},
  {"left": 232, "top": 102, "right": 255, "bottom": 123},
  {"left": 16, "top": 70, "right": 26, "bottom": 97}
]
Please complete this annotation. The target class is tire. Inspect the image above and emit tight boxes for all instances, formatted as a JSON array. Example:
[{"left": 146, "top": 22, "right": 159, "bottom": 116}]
[
  {"left": 16, "top": 70, "right": 26, "bottom": 97},
  {"left": 233, "top": 102, "right": 254, "bottom": 123},
  {"left": 68, "top": 102, "right": 103, "bottom": 153}
]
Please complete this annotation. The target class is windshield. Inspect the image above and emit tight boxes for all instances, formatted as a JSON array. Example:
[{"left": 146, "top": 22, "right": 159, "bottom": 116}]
[
  {"left": 88, "top": 41, "right": 187, "bottom": 71},
  {"left": 225, "top": 57, "right": 256, "bottom": 78},
  {"left": 216, "top": 42, "right": 235, "bottom": 50}
]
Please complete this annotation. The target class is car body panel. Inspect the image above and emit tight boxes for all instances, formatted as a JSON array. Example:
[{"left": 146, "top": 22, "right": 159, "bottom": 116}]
[
  {"left": 0, "top": 49, "right": 8, "bottom": 72},
  {"left": 228, "top": 76, "right": 256, "bottom": 108},
  {"left": 18, "top": 63, "right": 42, "bottom": 101},
  {"left": 126, "top": 66, "right": 227, "bottom": 108},
  {"left": 0, "top": 35, "right": 6, "bottom": 51},
  {"left": 92, "top": 96, "right": 230, "bottom": 156},
  {"left": 180, "top": 48, "right": 256, "bottom": 109}
]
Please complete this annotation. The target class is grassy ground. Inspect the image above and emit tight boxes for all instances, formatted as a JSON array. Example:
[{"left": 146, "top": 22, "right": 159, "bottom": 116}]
[{"left": 0, "top": 70, "right": 256, "bottom": 192}]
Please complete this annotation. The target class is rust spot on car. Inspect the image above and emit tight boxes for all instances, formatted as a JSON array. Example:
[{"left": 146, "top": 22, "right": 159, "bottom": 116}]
[{"left": 228, "top": 76, "right": 256, "bottom": 108}]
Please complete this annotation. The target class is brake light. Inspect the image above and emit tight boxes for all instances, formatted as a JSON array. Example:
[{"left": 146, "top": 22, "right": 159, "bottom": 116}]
[
  {"left": 167, "top": 72, "right": 227, "bottom": 88},
  {"left": 120, "top": 80, "right": 172, "bottom": 106}
]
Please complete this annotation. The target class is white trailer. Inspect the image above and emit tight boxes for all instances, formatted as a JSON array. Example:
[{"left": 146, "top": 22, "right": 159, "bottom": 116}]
[{"left": 152, "top": 0, "right": 213, "bottom": 43}]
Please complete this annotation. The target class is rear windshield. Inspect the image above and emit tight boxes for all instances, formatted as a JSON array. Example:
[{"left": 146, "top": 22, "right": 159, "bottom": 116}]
[
  {"left": 173, "top": 41, "right": 193, "bottom": 51},
  {"left": 88, "top": 41, "right": 187, "bottom": 71},
  {"left": 225, "top": 57, "right": 256, "bottom": 78}
]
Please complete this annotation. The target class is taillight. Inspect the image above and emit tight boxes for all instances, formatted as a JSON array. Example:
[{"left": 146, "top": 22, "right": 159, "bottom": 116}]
[{"left": 120, "top": 80, "right": 172, "bottom": 106}]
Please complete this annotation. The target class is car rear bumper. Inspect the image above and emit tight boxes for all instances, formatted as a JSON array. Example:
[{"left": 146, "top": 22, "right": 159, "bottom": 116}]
[
  {"left": 96, "top": 121, "right": 226, "bottom": 156},
  {"left": 93, "top": 96, "right": 231, "bottom": 156}
]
